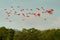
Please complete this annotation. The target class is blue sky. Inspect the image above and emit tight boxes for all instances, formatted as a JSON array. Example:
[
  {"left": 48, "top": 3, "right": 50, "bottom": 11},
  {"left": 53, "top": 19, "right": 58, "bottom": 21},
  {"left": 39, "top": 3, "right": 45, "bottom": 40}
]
[{"left": 0, "top": 0, "right": 60, "bottom": 30}]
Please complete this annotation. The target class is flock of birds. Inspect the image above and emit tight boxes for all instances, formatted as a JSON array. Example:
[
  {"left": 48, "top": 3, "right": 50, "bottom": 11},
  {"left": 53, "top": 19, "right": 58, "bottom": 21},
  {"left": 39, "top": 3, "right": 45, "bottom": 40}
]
[{"left": 3, "top": 6, "right": 54, "bottom": 22}]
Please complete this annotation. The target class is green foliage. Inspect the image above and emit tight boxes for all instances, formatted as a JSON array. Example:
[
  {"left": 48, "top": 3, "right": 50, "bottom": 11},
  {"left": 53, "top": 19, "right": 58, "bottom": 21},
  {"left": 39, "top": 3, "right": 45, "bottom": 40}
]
[
  {"left": 0, "top": 27, "right": 8, "bottom": 40},
  {"left": 0, "top": 27, "right": 60, "bottom": 40},
  {"left": 6, "top": 29, "right": 15, "bottom": 40}
]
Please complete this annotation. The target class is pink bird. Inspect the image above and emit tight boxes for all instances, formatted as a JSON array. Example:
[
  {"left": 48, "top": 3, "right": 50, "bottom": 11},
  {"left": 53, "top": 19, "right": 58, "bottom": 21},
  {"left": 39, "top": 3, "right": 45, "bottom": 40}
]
[{"left": 36, "top": 8, "right": 40, "bottom": 10}]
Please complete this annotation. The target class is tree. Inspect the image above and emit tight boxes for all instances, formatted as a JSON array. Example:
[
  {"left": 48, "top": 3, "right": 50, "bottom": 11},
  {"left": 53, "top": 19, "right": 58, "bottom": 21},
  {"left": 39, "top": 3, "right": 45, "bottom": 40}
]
[
  {"left": 6, "top": 29, "right": 15, "bottom": 40},
  {"left": 0, "top": 27, "right": 8, "bottom": 40}
]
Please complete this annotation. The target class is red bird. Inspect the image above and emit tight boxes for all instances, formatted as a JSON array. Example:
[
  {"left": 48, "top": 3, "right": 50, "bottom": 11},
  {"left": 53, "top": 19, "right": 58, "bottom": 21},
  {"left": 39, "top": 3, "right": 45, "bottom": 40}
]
[
  {"left": 46, "top": 9, "right": 54, "bottom": 14},
  {"left": 37, "top": 13, "right": 41, "bottom": 17}
]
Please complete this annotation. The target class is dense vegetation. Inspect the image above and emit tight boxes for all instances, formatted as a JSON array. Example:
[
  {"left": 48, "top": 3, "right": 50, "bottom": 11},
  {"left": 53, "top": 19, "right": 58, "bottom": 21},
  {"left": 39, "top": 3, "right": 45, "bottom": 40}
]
[{"left": 0, "top": 27, "right": 60, "bottom": 40}]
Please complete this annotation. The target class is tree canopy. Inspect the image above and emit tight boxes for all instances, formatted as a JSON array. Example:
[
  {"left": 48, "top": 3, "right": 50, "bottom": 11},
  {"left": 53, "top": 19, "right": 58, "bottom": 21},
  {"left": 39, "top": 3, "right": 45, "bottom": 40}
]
[{"left": 0, "top": 27, "right": 60, "bottom": 40}]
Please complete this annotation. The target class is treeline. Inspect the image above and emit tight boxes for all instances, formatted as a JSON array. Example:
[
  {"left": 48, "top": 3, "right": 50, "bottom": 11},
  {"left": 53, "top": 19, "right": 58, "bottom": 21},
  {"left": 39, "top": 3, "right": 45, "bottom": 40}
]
[{"left": 0, "top": 27, "right": 60, "bottom": 40}]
